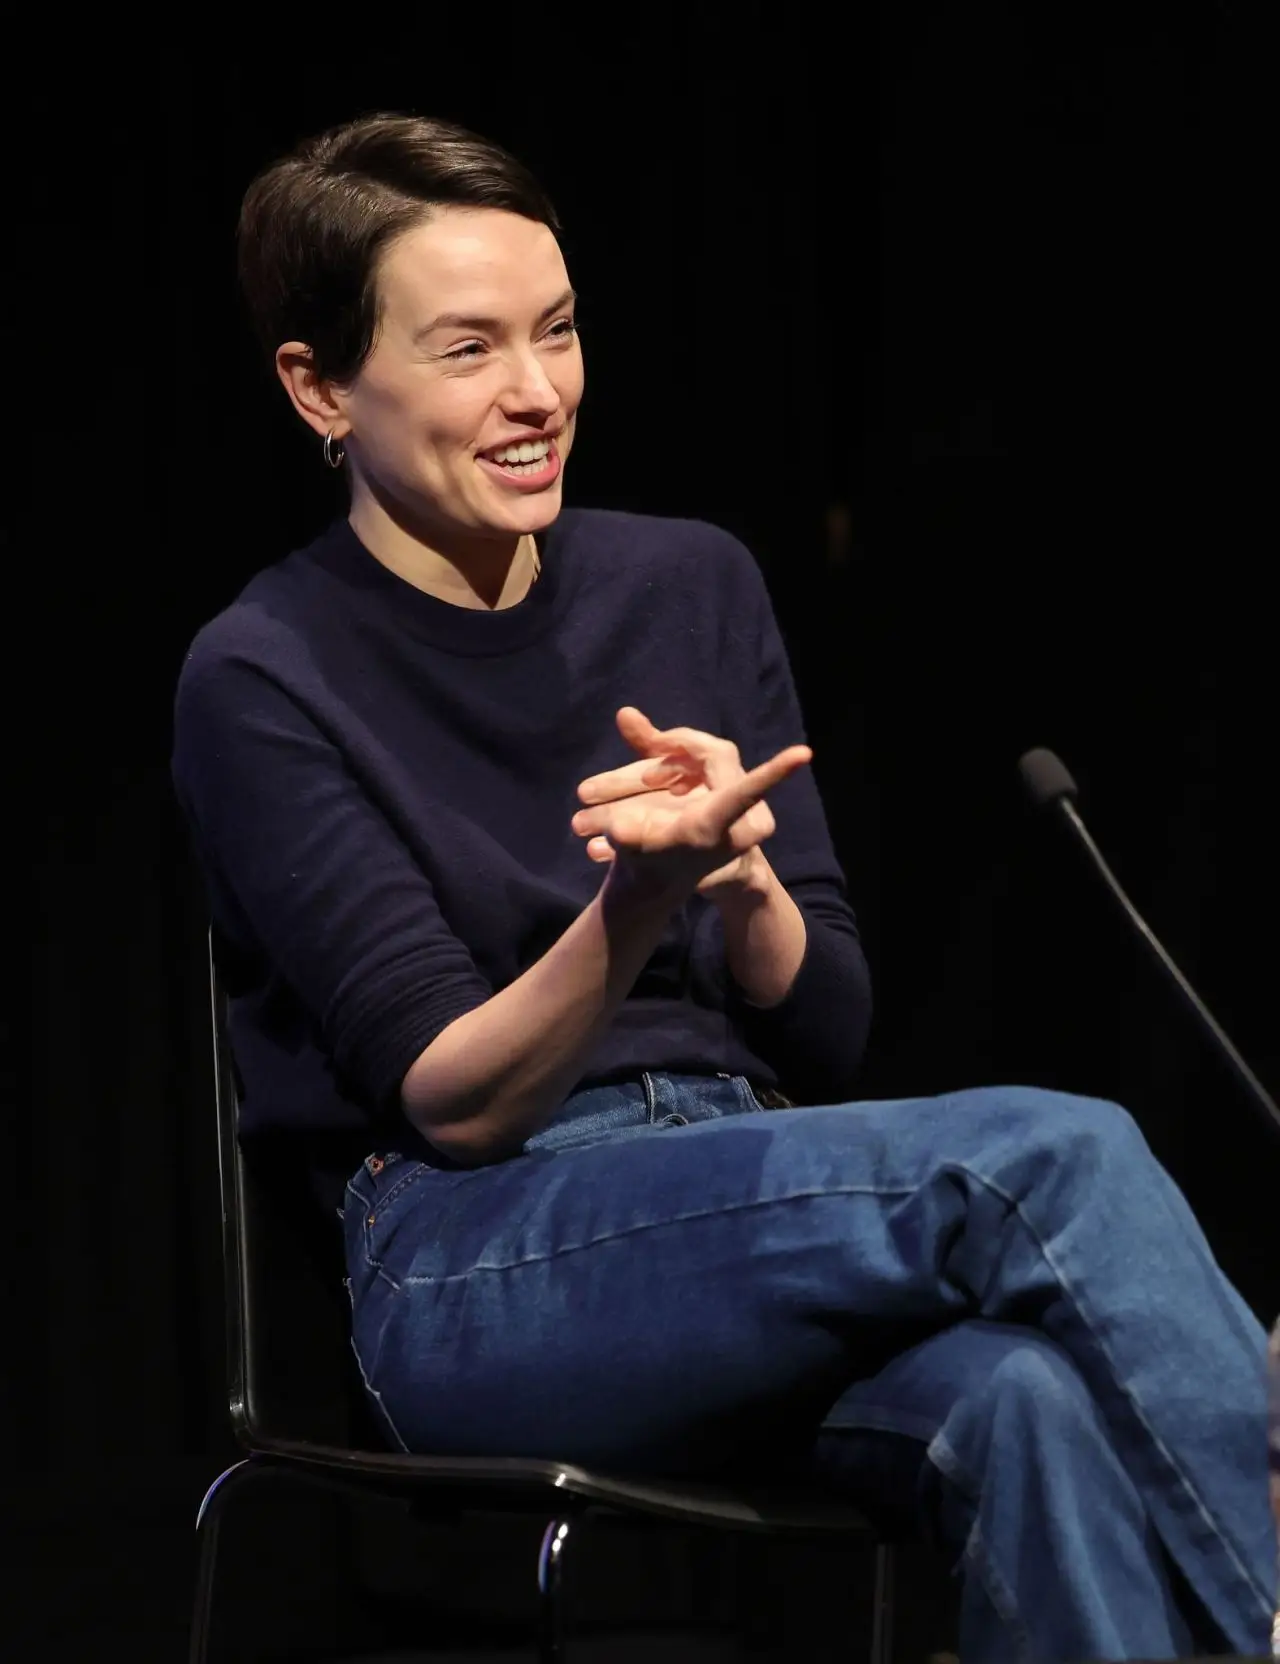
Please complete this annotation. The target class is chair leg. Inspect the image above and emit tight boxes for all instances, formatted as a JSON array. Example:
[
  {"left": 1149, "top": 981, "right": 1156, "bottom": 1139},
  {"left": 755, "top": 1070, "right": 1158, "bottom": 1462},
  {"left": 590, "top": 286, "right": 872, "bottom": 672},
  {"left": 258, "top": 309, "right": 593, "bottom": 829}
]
[
  {"left": 537, "top": 1517, "right": 573, "bottom": 1664},
  {"left": 870, "top": 1541, "right": 895, "bottom": 1664},
  {"left": 188, "top": 1459, "right": 253, "bottom": 1664}
]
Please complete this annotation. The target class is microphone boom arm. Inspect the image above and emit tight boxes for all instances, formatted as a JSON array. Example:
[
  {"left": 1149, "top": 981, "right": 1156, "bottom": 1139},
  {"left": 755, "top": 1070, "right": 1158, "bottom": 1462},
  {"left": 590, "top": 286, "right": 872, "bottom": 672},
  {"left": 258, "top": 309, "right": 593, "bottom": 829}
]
[{"left": 1057, "top": 795, "right": 1280, "bottom": 1141}]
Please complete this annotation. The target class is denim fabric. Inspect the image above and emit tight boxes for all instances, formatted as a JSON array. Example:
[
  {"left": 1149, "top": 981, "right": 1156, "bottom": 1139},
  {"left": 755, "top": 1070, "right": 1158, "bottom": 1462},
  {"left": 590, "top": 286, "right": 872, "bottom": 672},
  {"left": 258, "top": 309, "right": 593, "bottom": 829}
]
[{"left": 344, "top": 1075, "right": 1274, "bottom": 1662}]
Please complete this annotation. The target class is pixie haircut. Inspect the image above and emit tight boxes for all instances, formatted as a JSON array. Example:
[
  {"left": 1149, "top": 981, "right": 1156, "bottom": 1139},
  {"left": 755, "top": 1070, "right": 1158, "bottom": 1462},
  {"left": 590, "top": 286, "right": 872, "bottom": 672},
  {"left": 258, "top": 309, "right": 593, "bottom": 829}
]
[{"left": 237, "top": 112, "right": 561, "bottom": 385}]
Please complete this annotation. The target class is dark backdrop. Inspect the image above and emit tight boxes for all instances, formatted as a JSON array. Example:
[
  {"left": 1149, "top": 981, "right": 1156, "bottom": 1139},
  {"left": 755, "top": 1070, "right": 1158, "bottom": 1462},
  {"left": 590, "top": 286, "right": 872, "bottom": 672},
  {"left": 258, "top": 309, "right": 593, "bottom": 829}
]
[{"left": 7, "top": 6, "right": 1276, "bottom": 1656}]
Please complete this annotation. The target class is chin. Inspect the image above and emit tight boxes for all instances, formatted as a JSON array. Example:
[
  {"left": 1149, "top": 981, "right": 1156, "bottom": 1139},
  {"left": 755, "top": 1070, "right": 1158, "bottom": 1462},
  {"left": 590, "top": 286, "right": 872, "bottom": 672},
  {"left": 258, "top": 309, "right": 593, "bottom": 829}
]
[{"left": 503, "top": 485, "right": 566, "bottom": 534}]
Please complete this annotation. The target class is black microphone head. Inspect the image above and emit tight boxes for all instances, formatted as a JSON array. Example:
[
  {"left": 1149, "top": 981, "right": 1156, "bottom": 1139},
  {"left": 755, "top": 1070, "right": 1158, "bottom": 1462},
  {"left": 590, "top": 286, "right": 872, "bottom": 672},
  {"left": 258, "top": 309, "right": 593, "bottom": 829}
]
[{"left": 1018, "top": 747, "right": 1079, "bottom": 809}]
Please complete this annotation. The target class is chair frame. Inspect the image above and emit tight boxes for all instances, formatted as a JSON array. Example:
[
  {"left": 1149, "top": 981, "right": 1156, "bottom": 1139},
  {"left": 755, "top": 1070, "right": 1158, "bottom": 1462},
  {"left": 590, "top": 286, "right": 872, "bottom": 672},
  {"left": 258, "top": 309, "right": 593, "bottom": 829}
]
[{"left": 191, "top": 938, "right": 895, "bottom": 1662}]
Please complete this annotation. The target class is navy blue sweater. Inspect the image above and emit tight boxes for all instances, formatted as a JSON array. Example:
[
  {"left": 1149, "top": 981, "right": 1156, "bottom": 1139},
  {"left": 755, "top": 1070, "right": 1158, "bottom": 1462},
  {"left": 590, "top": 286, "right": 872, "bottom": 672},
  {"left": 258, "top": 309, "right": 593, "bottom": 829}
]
[{"left": 172, "top": 509, "right": 872, "bottom": 1142}]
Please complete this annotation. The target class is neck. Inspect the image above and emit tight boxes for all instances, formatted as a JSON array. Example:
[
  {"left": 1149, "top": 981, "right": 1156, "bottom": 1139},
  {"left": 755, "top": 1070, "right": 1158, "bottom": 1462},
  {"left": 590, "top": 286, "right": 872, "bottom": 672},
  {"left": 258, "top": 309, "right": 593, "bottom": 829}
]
[{"left": 347, "top": 481, "right": 537, "bottom": 611}]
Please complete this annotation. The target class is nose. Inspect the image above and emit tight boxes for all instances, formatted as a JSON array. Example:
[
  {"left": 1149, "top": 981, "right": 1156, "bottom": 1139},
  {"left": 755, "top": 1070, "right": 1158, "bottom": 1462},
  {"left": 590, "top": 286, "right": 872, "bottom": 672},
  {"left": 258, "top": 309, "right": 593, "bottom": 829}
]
[{"left": 501, "top": 346, "right": 560, "bottom": 419}]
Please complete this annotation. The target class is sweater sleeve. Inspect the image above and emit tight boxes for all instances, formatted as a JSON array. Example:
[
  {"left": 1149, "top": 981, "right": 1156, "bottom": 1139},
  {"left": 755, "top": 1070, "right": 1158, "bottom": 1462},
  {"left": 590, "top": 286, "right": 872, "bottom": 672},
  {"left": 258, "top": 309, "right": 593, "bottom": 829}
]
[
  {"left": 172, "top": 641, "right": 492, "bottom": 1111},
  {"left": 689, "top": 536, "right": 873, "bottom": 1103}
]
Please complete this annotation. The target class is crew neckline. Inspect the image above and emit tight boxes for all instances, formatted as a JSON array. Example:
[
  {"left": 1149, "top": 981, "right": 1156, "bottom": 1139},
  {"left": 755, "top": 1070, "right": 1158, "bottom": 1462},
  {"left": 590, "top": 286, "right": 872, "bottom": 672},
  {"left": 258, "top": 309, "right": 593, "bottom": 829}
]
[{"left": 307, "top": 515, "right": 571, "bottom": 657}]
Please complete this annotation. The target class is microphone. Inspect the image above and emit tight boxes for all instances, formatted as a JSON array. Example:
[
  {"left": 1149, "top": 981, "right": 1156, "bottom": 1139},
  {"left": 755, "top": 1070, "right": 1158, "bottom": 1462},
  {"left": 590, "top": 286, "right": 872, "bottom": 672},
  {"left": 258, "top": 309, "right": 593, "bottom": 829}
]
[{"left": 1018, "top": 746, "right": 1280, "bottom": 1142}]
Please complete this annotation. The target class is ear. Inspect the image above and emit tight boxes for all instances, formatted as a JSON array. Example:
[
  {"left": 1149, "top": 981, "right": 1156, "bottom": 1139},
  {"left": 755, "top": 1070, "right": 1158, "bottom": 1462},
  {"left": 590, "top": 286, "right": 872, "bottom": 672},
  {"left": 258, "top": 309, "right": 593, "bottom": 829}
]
[{"left": 275, "top": 343, "right": 349, "bottom": 441}]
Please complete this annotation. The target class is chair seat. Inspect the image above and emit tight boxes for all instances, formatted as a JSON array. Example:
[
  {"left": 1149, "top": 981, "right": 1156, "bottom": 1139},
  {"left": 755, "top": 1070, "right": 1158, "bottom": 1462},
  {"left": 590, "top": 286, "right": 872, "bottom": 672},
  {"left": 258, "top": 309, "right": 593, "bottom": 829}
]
[{"left": 241, "top": 1435, "right": 878, "bottom": 1535}]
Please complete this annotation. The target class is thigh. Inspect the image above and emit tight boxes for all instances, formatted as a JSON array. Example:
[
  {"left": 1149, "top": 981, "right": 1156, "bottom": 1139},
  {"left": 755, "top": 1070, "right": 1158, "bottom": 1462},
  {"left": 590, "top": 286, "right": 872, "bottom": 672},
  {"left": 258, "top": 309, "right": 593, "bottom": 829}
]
[
  {"left": 354, "top": 1083, "right": 1104, "bottom": 1290},
  {"left": 343, "top": 1088, "right": 1119, "bottom": 1467},
  {"left": 345, "top": 1114, "right": 873, "bottom": 1470}
]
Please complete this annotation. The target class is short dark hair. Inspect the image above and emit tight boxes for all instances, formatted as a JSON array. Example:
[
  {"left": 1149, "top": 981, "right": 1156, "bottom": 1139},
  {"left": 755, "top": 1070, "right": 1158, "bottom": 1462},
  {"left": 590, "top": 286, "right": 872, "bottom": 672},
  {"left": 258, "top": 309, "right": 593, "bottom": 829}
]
[{"left": 237, "top": 112, "right": 561, "bottom": 384}]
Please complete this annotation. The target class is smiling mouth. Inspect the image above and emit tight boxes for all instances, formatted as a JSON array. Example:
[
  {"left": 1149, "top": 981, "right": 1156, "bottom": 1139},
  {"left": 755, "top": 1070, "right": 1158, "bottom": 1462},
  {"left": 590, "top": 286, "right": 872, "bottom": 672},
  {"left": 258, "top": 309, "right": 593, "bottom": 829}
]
[
  {"left": 480, "top": 437, "right": 558, "bottom": 476},
  {"left": 476, "top": 439, "right": 562, "bottom": 489}
]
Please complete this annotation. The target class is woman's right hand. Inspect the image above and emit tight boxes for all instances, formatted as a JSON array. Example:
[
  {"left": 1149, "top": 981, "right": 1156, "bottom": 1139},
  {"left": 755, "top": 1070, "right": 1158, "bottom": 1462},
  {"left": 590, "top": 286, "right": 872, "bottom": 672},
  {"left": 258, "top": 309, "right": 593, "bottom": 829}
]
[{"left": 570, "top": 720, "right": 812, "bottom": 907}]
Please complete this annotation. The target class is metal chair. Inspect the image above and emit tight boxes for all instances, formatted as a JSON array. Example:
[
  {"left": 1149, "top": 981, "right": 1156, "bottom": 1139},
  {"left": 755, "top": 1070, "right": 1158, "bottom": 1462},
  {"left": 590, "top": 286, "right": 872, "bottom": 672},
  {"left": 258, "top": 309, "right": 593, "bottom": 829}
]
[{"left": 190, "top": 938, "right": 896, "bottom": 1661}]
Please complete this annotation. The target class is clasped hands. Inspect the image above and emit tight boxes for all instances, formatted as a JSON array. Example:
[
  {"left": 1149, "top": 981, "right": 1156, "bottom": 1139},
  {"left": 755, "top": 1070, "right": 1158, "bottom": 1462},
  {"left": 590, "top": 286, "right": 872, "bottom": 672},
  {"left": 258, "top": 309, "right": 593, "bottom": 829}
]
[{"left": 570, "top": 706, "right": 812, "bottom": 901}]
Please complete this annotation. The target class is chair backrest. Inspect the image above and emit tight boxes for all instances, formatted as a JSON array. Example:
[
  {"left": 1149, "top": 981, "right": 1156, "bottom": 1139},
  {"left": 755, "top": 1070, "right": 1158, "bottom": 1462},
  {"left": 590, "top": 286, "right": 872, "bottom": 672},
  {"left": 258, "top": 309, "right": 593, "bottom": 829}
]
[{"left": 208, "top": 934, "right": 384, "bottom": 1450}]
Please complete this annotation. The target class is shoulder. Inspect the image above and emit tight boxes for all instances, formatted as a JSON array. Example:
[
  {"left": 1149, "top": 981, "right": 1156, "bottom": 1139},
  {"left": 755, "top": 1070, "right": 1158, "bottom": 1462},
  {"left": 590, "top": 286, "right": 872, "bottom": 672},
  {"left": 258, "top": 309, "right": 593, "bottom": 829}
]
[
  {"left": 174, "top": 533, "right": 338, "bottom": 718},
  {"left": 177, "top": 584, "right": 300, "bottom": 708}
]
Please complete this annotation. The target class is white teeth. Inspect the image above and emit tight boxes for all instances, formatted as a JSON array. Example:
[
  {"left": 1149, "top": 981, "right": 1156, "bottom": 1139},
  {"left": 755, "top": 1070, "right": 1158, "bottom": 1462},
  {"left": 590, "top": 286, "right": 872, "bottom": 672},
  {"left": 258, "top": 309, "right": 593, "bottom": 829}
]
[{"left": 489, "top": 438, "right": 551, "bottom": 465}]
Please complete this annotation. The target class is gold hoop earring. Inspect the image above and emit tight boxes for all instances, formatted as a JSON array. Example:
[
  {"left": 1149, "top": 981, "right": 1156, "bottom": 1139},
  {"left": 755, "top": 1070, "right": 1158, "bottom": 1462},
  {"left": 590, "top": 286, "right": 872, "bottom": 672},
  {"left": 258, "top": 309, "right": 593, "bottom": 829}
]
[{"left": 323, "top": 429, "right": 346, "bottom": 469}]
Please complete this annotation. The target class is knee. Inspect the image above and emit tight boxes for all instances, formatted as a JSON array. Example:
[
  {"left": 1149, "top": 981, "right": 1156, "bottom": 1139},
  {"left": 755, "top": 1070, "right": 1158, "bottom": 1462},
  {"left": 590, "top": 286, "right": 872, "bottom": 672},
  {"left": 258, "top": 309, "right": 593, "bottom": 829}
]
[
  {"left": 930, "top": 1334, "right": 1110, "bottom": 1494},
  {"left": 946, "top": 1337, "right": 1103, "bottom": 1466},
  {"left": 959, "top": 1085, "right": 1149, "bottom": 1176},
  {"left": 986, "top": 1340, "right": 1094, "bottom": 1431}
]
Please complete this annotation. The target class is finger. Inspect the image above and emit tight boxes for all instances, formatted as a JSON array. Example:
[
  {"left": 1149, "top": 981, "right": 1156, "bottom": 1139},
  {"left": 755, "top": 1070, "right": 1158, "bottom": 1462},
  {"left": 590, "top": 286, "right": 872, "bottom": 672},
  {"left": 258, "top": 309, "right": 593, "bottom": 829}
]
[
  {"left": 586, "top": 836, "right": 614, "bottom": 862},
  {"left": 616, "top": 707, "right": 714, "bottom": 769},
  {"left": 572, "top": 792, "right": 665, "bottom": 838},
  {"left": 573, "top": 752, "right": 803, "bottom": 841},
  {"left": 638, "top": 724, "right": 746, "bottom": 790},
  {"left": 615, "top": 705, "right": 664, "bottom": 760},
  {"left": 577, "top": 755, "right": 691, "bottom": 804},
  {"left": 615, "top": 706, "right": 659, "bottom": 746},
  {"left": 618, "top": 712, "right": 793, "bottom": 787},
  {"left": 699, "top": 745, "right": 812, "bottom": 835},
  {"left": 632, "top": 722, "right": 740, "bottom": 764},
  {"left": 572, "top": 802, "right": 625, "bottom": 837},
  {"left": 577, "top": 759, "right": 648, "bottom": 804}
]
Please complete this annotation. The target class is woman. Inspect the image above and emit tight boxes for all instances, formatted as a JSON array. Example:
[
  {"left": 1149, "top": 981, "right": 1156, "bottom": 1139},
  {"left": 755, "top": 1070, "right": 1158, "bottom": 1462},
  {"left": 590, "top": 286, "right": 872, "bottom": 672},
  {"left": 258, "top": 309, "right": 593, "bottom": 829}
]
[{"left": 172, "top": 112, "right": 1275, "bottom": 1660}]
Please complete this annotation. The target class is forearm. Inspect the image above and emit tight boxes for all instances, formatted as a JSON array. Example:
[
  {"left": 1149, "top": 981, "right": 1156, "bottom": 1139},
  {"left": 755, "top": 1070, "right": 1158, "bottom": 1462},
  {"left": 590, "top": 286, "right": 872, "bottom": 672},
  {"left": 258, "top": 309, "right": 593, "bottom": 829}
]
[
  {"left": 401, "top": 870, "right": 682, "bottom": 1165},
  {"left": 709, "top": 859, "right": 873, "bottom": 1102},
  {"left": 711, "top": 850, "right": 808, "bottom": 1009}
]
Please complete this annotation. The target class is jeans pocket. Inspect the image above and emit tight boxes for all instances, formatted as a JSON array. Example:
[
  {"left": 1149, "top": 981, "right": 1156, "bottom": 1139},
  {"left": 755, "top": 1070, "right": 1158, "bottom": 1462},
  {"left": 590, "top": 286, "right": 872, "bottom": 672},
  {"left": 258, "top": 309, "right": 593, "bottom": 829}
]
[{"left": 348, "top": 1159, "right": 432, "bottom": 1274}]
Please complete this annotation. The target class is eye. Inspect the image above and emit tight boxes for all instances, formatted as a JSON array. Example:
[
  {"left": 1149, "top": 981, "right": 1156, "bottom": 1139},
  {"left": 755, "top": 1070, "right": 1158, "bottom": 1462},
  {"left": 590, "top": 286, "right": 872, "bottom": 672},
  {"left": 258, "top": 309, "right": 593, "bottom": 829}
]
[
  {"left": 545, "top": 319, "right": 578, "bottom": 343},
  {"left": 444, "top": 341, "right": 487, "bottom": 361}
]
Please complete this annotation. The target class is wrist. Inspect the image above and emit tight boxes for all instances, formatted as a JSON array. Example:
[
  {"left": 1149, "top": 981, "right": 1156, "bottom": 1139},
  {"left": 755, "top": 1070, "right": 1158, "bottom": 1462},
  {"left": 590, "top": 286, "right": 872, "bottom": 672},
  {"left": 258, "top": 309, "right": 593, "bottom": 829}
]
[
  {"left": 599, "top": 861, "right": 689, "bottom": 923},
  {"left": 705, "top": 849, "right": 774, "bottom": 910}
]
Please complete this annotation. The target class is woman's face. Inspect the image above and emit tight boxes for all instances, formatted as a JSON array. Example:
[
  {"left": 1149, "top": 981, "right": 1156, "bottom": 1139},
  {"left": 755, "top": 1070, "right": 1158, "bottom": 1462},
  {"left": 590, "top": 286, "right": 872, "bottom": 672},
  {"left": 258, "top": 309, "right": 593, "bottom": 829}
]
[{"left": 333, "top": 208, "right": 583, "bottom": 548}]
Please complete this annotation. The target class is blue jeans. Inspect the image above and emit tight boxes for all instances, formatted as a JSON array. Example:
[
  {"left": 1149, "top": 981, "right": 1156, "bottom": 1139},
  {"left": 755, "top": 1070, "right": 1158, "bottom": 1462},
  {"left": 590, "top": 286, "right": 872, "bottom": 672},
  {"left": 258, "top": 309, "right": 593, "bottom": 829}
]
[{"left": 343, "top": 1075, "right": 1275, "bottom": 1661}]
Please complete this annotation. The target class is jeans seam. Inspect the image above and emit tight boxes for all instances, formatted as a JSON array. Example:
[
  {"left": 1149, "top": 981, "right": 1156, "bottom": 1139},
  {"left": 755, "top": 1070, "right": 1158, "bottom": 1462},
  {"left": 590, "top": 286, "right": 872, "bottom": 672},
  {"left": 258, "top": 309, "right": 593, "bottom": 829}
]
[
  {"left": 822, "top": 1404, "right": 941, "bottom": 1441},
  {"left": 366, "top": 1162, "right": 430, "bottom": 1212},
  {"left": 966, "top": 1520, "right": 1035, "bottom": 1663},
  {"left": 734, "top": 1075, "right": 767, "bottom": 1114},
  {"left": 949, "top": 1156, "right": 1275, "bottom": 1620},
  {"left": 348, "top": 1334, "right": 411, "bottom": 1453},
  {"left": 928, "top": 1429, "right": 1035, "bottom": 1661},
  {"left": 399, "top": 1183, "right": 917, "bottom": 1285}
]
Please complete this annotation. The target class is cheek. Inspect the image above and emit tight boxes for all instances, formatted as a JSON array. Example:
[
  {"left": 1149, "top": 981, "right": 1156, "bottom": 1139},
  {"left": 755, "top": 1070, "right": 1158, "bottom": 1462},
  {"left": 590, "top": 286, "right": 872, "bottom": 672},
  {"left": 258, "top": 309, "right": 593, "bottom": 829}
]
[
  {"left": 361, "top": 373, "right": 485, "bottom": 458},
  {"left": 352, "top": 380, "right": 434, "bottom": 466},
  {"left": 556, "top": 347, "right": 585, "bottom": 412}
]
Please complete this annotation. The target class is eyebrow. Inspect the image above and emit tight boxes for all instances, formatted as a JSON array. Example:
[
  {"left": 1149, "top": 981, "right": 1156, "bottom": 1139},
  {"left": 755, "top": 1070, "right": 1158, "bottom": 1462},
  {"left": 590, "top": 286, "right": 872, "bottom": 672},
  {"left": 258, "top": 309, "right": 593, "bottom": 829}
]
[{"left": 413, "top": 287, "right": 577, "bottom": 342}]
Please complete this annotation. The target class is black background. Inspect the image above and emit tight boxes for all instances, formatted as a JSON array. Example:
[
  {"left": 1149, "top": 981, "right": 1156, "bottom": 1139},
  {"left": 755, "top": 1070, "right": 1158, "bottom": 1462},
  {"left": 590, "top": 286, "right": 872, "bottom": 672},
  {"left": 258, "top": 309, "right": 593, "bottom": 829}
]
[{"left": 7, "top": 4, "right": 1276, "bottom": 1656}]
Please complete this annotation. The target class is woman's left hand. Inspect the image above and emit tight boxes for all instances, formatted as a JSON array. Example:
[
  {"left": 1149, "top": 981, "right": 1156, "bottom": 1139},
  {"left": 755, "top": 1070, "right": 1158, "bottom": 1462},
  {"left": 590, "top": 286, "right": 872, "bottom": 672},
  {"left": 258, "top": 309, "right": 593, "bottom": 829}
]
[{"left": 573, "top": 707, "right": 803, "bottom": 895}]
